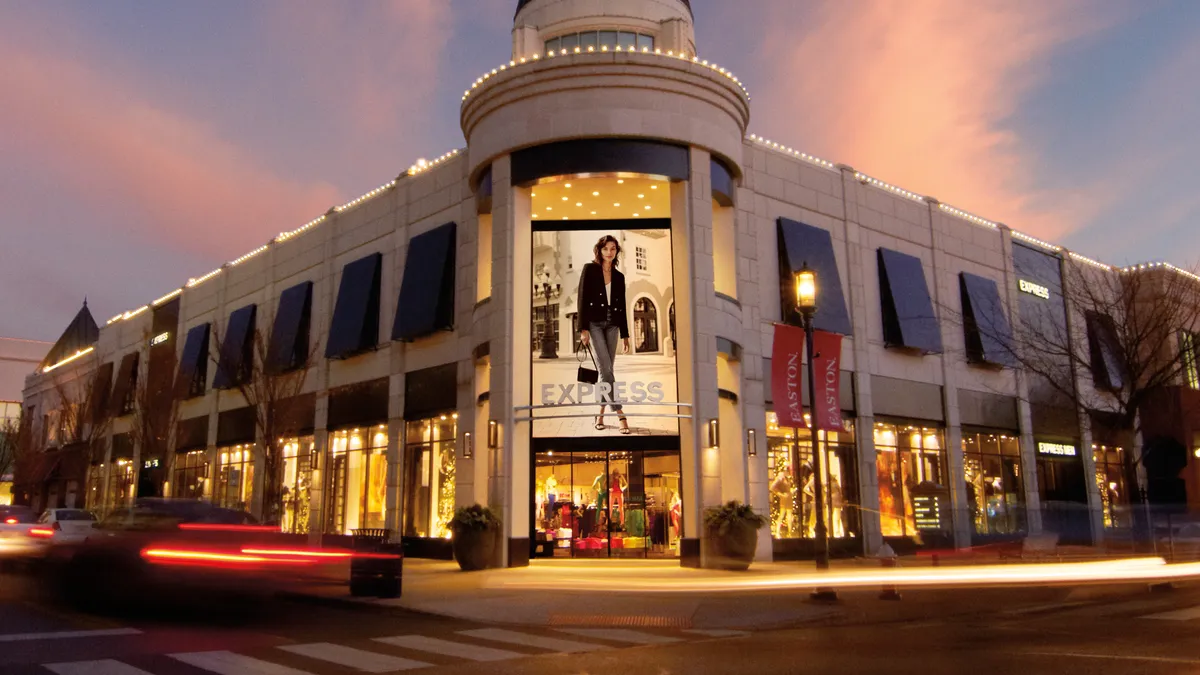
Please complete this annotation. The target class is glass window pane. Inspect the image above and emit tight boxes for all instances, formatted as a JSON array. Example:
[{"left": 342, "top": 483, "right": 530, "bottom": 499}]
[
  {"left": 618, "top": 31, "right": 636, "bottom": 50},
  {"left": 561, "top": 33, "right": 579, "bottom": 51},
  {"left": 637, "top": 34, "right": 654, "bottom": 51},
  {"left": 599, "top": 31, "right": 618, "bottom": 49},
  {"left": 580, "top": 31, "right": 598, "bottom": 50},
  {"left": 544, "top": 37, "right": 560, "bottom": 54}
]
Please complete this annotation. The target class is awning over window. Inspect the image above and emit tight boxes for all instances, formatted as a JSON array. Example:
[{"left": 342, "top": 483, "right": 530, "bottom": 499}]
[
  {"left": 326, "top": 253, "right": 382, "bottom": 359},
  {"left": 960, "top": 272, "right": 1015, "bottom": 367},
  {"left": 1085, "top": 311, "right": 1125, "bottom": 391},
  {"left": 776, "top": 217, "right": 853, "bottom": 335},
  {"left": 213, "top": 305, "right": 256, "bottom": 390},
  {"left": 393, "top": 223, "right": 457, "bottom": 342},
  {"left": 174, "top": 323, "right": 210, "bottom": 398},
  {"left": 878, "top": 248, "right": 943, "bottom": 354},
  {"left": 88, "top": 362, "right": 114, "bottom": 425},
  {"left": 108, "top": 352, "right": 139, "bottom": 417},
  {"left": 267, "top": 281, "right": 313, "bottom": 373}
]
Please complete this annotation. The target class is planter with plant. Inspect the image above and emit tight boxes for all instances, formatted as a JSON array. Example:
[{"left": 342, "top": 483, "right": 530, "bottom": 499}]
[
  {"left": 702, "top": 500, "right": 766, "bottom": 571},
  {"left": 449, "top": 504, "right": 501, "bottom": 571}
]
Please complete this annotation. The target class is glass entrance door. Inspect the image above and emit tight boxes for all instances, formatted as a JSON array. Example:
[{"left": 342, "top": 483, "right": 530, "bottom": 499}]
[{"left": 533, "top": 449, "right": 681, "bottom": 559}]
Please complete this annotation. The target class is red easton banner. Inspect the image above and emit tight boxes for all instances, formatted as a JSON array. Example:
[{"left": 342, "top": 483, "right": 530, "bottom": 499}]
[
  {"left": 812, "top": 330, "right": 845, "bottom": 432},
  {"left": 771, "top": 323, "right": 807, "bottom": 428}
]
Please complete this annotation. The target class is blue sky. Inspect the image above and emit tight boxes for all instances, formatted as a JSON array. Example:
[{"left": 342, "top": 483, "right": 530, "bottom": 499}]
[{"left": 1, "top": 0, "right": 1198, "bottom": 340}]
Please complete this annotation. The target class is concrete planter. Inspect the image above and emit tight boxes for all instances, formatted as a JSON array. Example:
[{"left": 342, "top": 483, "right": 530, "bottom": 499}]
[{"left": 453, "top": 527, "right": 497, "bottom": 571}]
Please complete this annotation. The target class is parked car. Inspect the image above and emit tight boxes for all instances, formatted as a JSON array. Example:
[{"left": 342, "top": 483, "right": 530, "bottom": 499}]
[
  {"left": 42, "top": 498, "right": 374, "bottom": 612},
  {"left": 34, "top": 509, "right": 98, "bottom": 545},
  {"left": 0, "top": 506, "right": 41, "bottom": 564}
]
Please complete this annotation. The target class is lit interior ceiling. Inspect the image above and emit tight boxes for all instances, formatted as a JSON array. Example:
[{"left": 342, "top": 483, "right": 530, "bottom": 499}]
[{"left": 530, "top": 175, "right": 670, "bottom": 221}]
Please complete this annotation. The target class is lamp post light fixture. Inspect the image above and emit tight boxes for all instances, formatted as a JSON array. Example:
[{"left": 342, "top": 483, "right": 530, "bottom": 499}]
[
  {"left": 537, "top": 271, "right": 561, "bottom": 359},
  {"left": 793, "top": 263, "right": 834, "bottom": 578}
]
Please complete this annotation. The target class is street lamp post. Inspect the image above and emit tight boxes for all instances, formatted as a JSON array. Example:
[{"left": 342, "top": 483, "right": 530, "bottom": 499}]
[
  {"left": 794, "top": 264, "right": 832, "bottom": 572},
  {"left": 538, "top": 272, "right": 560, "bottom": 359}
]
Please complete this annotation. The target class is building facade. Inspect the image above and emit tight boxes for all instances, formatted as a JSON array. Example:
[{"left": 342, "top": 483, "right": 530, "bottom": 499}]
[
  {"left": 1, "top": 337, "right": 51, "bottom": 505},
  {"left": 20, "top": 0, "right": 1199, "bottom": 563}
]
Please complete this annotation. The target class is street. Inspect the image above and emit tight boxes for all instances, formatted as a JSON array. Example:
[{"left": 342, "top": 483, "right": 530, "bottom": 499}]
[{"left": 2, "top": 569, "right": 1199, "bottom": 674}]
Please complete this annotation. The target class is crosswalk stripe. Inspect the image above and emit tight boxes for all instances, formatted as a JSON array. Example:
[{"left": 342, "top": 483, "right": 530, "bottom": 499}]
[
  {"left": 683, "top": 629, "right": 750, "bottom": 638},
  {"left": 278, "top": 642, "right": 432, "bottom": 672},
  {"left": 373, "top": 635, "right": 522, "bottom": 662},
  {"left": 171, "top": 650, "right": 315, "bottom": 675},
  {"left": 459, "top": 628, "right": 610, "bottom": 653},
  {"left": 1143, "top": 605, "right": 1200, "bottom": 621},
  {"left": 44, "top": 660, "right": 156, "bottom": 675},
  {"left": 555, "top": 628, "right": 684, "bottom": 645},
  {"left": 0, "top": 628, "right": 142, "bottom": 643}
]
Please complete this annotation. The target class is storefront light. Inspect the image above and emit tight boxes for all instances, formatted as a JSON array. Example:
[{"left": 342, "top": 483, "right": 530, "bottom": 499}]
[
  {"left": 488, "top": 419, "right": 499, "bottom": 449},
  {"left": 747, "top": 428, "right": 757, "bottom": 457},
  {"left": 462, "top": 432, "right": 473, "bottom": 459},
  {"left": 707, "top": 419, "right": 720, "bottom": 449}
]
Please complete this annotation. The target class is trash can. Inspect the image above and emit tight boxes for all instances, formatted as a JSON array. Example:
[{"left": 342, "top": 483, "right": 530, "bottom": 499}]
[{"left": 350, "top": 529, "right": 403, "bottom": 598}]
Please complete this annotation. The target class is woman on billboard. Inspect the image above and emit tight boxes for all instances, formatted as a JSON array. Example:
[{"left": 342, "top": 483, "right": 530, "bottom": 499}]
[{"left": 578, "top": 235, "right": 632, "bottom": 434}]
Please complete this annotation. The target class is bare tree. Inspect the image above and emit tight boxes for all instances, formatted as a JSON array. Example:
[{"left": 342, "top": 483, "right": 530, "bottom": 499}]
[
  {"left": 0, "top": 416, "right": 20, "bottom": 484},
  {"left": 129, "top": 337, "right": 182, "bottom": 484},
  {"left": 961, "top": 259, "right": 1200, "bottom": 542},
  {"left": 211, "top": 319, "right": 317, "bottom": 526},
  {"left": 51, "top": 370, "right": 113, "bottom": 466}
]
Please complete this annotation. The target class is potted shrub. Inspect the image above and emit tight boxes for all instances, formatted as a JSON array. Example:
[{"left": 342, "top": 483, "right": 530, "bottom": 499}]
[
  {"left": 703, "top": 500, "right": 766, "bottom": 571},
  {"left": 450, "top": 504, "right": 501, "bottom": 571}
]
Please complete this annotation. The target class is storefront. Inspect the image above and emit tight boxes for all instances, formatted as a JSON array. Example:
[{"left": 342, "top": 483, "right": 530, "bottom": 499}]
[
  {"left": 962, "top": 429, "right": 1026, "bottom": 539},
  {"left": 1093, "top": 444, "right": 1129, "bottom": 529},
  {"left": 278, "top": 436, "right": 315, "bottom": 534},
  {"left": 874, "top": 421, "right": 951, "bottom": 546},
  {"left": 401, "top": 415, "right": 457, "bottom": 541},
  {"left": 765, "top": 412, "right": 859, "bottom": 558},
  {"left": 172, "top": 450, "right": 208, "bottom": 500},
  {"left": 215, "top": 444, "right": 254, "bottom": 512},
  {"left": 324, "top": 426, "right": 388, "bottom": 535},
  {"left": 1035, "top": 438, "right": 1090, "bottom": 543}
]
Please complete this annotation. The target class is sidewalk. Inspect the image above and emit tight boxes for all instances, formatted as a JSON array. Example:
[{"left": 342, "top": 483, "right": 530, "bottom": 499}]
[{"left": 294, "top": 554, "right": 1200, "bottom": 630}]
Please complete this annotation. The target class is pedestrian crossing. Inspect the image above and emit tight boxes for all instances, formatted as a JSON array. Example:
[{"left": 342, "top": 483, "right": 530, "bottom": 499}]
[{"left": 39, "top": 626, "right": 750, "bottom": 674}]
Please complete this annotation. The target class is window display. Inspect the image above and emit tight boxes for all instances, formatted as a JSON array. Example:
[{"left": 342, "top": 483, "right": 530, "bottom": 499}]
[
  {"left": 962, "top": 431, "right": 1024, "bottom": 536},
  {"left": 765, "top": 412, "right": 857, "bottom": 540},
  {"left": 278, "top": 437, "right": 314, "bottom": 534},
  {"left": 105, "top": 460, "right": 135, "bottom": 513},
  {"left": 875, "top": 423, "right": 948, "bottom": 537},
  {"left": 533, "top": 449, "right": 681, "bottom": 558},
  {"left": 1093, "top": 445, "right": 1127, "bottom": 529},
  {"left": 85, "top": 465, "right": 105, "bottom": 511},
  {"left": 216, "top": 444, "right": 254, "bottom": 512},
  {"left": 402, "top": 415, "right": 457, "bottom": 539},
  {"left": 325, "top": 425, "right": 388, "bottom": 535},
  {"left": 172, "top": 450, "right": 208, "bottom": 500}
]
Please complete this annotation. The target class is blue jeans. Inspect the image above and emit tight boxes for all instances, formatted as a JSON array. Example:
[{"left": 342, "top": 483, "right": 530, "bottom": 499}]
[{"left": 588, "top": 321, "right": 623, "bottom": 414}]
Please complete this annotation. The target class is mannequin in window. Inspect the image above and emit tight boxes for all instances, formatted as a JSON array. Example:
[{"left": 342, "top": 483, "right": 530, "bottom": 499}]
[
  {"left": 770, "top": 460, "right": 795, "bottom": 538},
  {"left": 578, "top": 235, "right": 631, "bottom": 435},
  {"left": 610, "top": 470, "right": 628, "bottom": 526},
  {"left": 592, "top": 472, "right": 608, "bottom": 509}
]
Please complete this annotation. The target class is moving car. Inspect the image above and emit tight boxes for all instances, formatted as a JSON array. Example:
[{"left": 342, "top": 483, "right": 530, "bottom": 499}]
[
  {"left": 43, "top": 498, "right": 386, "bottom": 611},
  {"left": 33, "top": 508, "right": 97, "bottom": 545},
  {"left": 0, "top": 505, "right": 40, "bottom": 563}
]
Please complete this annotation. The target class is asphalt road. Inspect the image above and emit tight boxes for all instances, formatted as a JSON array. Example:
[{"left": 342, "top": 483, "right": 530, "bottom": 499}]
[{"left": 1, "top": 570, "right": 1198, "bottom": 674}]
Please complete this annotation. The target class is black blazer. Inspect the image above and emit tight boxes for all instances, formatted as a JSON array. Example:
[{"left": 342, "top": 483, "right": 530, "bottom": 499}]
[{"left": 577, "top": 262, "right": 629, "bottom": 339}]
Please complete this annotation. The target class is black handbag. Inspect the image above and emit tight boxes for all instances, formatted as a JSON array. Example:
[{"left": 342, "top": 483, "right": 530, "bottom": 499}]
[{"left": 577, "top": 344, "right": 599, "bottom": 384}]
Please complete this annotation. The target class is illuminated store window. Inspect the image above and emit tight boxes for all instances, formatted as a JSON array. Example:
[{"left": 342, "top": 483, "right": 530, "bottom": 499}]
[
  {"left": 962, "top": 431, "right": 1025, "bottom": 536},
  {"left": 171, "top": 450, "right": 208, "bottom": 500},
  {"left": 325, "top": 426, "right": 388, "bottom": 535},
  {"left": 215, "top": 444, "right": 254, "bottom": 512},
  {"left": 874, "top": 423, "right": 948, "bottom": 538},
  {"left": 1181, "top": 331, "right": 1199, "bottom": 389},
  {"left": 546, "top": 31, "right": 654, "bottom": 54},
  {"left": 765, "top": 412, "right": 858, "bottom": 540},
  {"left": 85, "top": 464, "right": 106, "bottom": 512},
  {"left": 277, "top": 436, "right": 314, "bottom": 534},
  {"left": 1093, "top": 445, "right": 1128, "bottom": 529},
  {"left": 105, "top": 460, "right": 135, "bottom": 513},
  {"left": 403, "top": 414, "right": 457, "bottom": 539}
]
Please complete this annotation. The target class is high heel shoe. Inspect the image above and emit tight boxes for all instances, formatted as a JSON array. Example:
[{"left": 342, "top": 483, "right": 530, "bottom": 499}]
[
  {"left": 618, "top": 416, "right": 631, "bottom": 434},
  {"left": 594, "top": 415, "right": 605, "bottom": 430}
]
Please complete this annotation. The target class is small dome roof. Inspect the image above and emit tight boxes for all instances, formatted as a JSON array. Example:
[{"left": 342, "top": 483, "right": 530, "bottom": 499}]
[{"left": 516, "top": 0, "right": 692, "bottom": 18}]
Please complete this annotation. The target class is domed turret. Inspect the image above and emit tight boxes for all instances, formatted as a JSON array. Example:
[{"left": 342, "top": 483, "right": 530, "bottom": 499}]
[{"left": 512, "top": 0, "right": 696, "bottom": 61}]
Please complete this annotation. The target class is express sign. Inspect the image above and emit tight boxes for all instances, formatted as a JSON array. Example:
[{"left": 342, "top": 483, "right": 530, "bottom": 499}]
[{"left": 1019, "top": 279, "right": 1050, "bottom": 300}]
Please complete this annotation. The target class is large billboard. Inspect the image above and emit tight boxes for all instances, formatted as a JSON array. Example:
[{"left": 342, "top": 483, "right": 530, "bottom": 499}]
[{"left": 530, "top": 225, "right": 679, "bottom": 438}]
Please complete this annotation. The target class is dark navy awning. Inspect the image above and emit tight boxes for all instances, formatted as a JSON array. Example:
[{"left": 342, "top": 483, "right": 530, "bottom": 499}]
[
  {"left": 213, "top": 305, "right": 256, "bottom": 390},
  {"left": 959, "top": 273, "right": 1015, "bottom": 367},
  {"left": 267, "top": 281, "right": 313, "bottom": 373},
  {"left": 1085, "top": 311, "right": 1125, "bottom": 391},
  {"left": 88, "top": 362, "right": 113, "bottom": 424},
  {"left": 878, "top": 248, "right": 943, "bottom": 354},
  {"left": 393, "top": 223, "right": 457, "bottom": 342},
  {"left": 108, "top": 352, "right": 139, "bottom": 417},
  {"left": 174, "top": 323, "right": 210, "bottom": 398},
  {"left": 776, "top": 217, "right": 852, "bottom": 335},
  {"left": 326, "top": 253, "right": 382, "bottom": 359}
]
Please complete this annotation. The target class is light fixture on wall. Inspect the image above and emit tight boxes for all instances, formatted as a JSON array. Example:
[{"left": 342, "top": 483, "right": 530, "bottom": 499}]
[
  {"left": 463, "top": 431, "right": 474, "bottom": 459},
  {"left": 747, "top": 428, "right": 757, "bottom": 457},
  {"left": 707, "top": 419, "right": 720, "bottom": 449},
  {"left": 488, "top": 420, "right": 499, "bottom": 449}
]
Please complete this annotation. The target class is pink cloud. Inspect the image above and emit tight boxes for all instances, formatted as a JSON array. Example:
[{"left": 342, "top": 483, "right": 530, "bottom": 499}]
[
  {"left": 751, "top": 0, "right": 1127, "bottom": 241},
  {"left": 0, "top": 40, "right": 343, "bottom": 260}
]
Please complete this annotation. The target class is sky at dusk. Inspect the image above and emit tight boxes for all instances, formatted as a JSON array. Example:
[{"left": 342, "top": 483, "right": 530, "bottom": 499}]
[{"left": 2, "top": 0, "right": 1198, "bottom": 341}]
